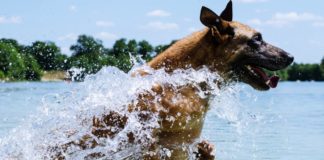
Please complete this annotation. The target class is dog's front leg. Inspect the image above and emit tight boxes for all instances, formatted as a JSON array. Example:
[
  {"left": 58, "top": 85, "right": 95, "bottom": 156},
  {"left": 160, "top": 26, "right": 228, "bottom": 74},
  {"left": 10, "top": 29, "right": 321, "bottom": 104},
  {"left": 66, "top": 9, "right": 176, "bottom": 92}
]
[{"left": 194, "top": 140, "right": 215, "bottom": 160}]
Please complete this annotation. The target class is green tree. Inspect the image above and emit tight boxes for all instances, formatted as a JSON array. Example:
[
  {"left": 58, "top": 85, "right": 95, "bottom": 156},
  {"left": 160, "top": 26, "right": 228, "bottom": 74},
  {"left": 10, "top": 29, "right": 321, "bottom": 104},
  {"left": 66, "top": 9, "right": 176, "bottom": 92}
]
[
  {"left": 70, "top": 35, "right": 104, "bottom": 58},
  {"left": 0, "top": 39, "right": 22, "bottom": 51},
  {"left": 308, "top": 64, "right": 319, "bottom": 80},
  {"left": 287, "top": 63, "right": 323, "bottom": 81},
  {"left": 154, "top": 40, "right": 177, "bottom": 55},
  {"left": 278, "top": 69, "right": 289, "bottom": 81},
  {"left": 0, "top": 70, "right": 4, "bottom": 80},
  {"left": 127, "top": 39, "right": 138, "bottom": 54},
  {"left": 54, "top": 54, "right": 69, "bottom": 70},
  {"left": 155, "top": 45, "right": 169, "bottom": 55},
  {"left": 110, "top": 38, "right": 132, "bottom": 72},
  {"left": 100, "top": 54, "right": 119, "bottom": 67},
  {"left": 138, "top": 40, "right": 153, "bottom": 60},
  {"left": 70, "top": 35, "right": 105, "bottom": 74},
  {"left": 0, "top": 40, "right": 42, "bottom": 81},
  {"left": 0, "top": 42, "right": 26, "bottom": 80},
  {"left": 29, "top": 41, "right": 63, "bottom": 71},
  {"left": 287, "top": 63, "right": 299, "bottom": 81},
  {"left": 21, "top": 53, "right": 42, "bottom": 80},
  {"left": 321, "top": 56, "right": 324, "bottom": 78},
  {"left": 111, "top": 38, "right": 128, "bottom": 57}
]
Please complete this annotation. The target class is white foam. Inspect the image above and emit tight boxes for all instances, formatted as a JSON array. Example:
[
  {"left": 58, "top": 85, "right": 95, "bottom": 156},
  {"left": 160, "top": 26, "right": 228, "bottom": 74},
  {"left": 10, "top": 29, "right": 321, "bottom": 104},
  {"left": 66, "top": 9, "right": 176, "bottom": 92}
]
[{"left": 0, "top": 61, "right": 246, "bottom": 159}]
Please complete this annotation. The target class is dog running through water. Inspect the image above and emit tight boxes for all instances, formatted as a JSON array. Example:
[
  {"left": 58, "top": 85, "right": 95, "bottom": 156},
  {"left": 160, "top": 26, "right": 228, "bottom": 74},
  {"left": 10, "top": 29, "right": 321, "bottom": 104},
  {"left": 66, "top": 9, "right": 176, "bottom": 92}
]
[{"left": 53, "top": 1, "right": 294, "bottom": 159}]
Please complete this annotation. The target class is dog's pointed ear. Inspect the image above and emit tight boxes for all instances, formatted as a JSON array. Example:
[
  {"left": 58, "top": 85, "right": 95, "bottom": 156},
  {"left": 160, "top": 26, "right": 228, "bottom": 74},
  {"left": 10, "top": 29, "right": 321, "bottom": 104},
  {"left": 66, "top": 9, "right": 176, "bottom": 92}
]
[
  {"left": 200, "top": 6, "right": 222, "bottom": 27},
  {"left": 200, "top": 6, "right": 232, "bottom": 43},
  {"left": 220, "top": 0, "right": 233, "bottom": 21}
]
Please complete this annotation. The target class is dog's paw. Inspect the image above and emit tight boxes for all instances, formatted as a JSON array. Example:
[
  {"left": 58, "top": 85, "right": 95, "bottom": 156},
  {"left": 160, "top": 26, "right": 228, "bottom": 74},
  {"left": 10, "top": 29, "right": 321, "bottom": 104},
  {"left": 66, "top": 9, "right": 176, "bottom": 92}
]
[{"left": 194, "top": 140, "right": 215, "bottom": 160}]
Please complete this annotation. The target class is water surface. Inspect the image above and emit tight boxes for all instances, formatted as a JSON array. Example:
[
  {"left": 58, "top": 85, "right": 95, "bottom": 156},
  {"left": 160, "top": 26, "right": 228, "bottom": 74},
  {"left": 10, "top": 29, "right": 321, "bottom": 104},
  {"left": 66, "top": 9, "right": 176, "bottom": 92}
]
[{"left": 0, "top": 81, "right": 323, "bottom": 159}]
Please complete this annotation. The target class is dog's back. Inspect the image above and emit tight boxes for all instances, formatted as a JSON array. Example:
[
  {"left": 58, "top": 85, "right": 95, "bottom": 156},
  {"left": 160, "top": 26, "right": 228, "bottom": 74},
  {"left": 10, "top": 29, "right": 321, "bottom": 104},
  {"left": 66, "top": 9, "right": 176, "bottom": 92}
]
[{"left": 52, "top": 1, "right": 293, "bottom": 159}]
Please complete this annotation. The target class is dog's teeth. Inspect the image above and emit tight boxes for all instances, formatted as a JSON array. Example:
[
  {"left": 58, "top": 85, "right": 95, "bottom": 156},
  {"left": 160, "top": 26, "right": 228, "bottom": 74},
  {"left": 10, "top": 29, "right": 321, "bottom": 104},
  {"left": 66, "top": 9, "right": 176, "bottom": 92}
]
[
  {"left": 247, "top": 65, "right": 252, "bottom": 70},
  {"left": 246, "top": 65, "right": 253, "bottom": 72},
  {"left": 246, "top": 65, "right": 259, "bottom": 77},
  {"left": 266, "top": 80, "right": 271, "bottom": 85}
]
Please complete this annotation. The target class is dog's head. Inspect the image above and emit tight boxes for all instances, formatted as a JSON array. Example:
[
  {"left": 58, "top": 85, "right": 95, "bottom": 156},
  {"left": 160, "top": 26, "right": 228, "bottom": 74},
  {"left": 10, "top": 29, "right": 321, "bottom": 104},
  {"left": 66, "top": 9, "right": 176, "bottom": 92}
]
[{"left": 200, "top": 1, "right": 294, "bottom": 90}]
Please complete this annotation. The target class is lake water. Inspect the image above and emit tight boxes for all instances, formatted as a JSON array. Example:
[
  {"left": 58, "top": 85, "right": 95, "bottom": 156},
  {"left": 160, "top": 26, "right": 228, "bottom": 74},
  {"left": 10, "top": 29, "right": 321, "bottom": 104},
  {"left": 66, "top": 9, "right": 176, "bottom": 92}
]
[{"left": 0, "top": 81, "right": 323, "bottom": 159}]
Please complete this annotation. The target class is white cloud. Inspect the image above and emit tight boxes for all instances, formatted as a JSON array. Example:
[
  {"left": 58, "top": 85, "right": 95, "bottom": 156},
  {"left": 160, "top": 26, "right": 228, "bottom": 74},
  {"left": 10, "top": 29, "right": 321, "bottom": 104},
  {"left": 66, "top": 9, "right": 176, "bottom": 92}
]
[
  {"left": 255, "top": 9, "right": 269, "bottom": 13},
  {"left": 247, "top": 18, "right": 262, "bottom": 26},
  {"left": 248, "top": 12, "right": 324, "bottom": 28},
  {"left": 96, "top": 32, "right": 118, "bottom": 40},
  {"left": 236, "top": 0, "right": 268, "bottom": 3},
  {"left": 143, "top": 21, "right": 179, "bottom": 30},
  {"left": 266, "top": 12, "right": 323, "bottom": 27},
  {"left": 69, "top": 5, "right": 77, "bottom": 12},
  {"left": 96, "top": 21, "right": 114, "bottom": 27},
  {"left": 147, "top": 10, "right": 171, "bottom": 17},
  {"left": 58, "top": 33, "right": 78, "bottom": 41},
  {"left": 10, "top": 16, "right": 21, "bottom": 23},
  {"left": 0, "top": 16, "right": 22, "bottom": 24}
]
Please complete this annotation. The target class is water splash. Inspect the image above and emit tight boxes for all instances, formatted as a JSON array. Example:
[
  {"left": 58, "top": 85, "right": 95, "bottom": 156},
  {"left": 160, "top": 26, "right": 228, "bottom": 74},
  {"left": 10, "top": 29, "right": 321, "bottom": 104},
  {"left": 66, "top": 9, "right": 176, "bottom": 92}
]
[{"left": 0, "top": 64, "right": 250, "bottom": 159}]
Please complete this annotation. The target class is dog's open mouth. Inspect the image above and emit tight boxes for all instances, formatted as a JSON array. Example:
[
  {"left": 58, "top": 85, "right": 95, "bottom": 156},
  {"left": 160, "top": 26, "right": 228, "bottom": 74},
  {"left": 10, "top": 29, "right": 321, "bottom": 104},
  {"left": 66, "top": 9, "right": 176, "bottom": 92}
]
[
  {"left": 238, "top": 64, "right": 281, "bottom": 90},
  {"left": 244, "top": 65, "right": 280, "bottom": 88}
]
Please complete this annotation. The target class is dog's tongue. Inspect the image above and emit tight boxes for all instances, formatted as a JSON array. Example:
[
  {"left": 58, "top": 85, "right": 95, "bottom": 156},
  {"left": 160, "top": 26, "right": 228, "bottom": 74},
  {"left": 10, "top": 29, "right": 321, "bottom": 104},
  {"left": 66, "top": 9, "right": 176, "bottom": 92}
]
[
  {"left": 252, "top": 67, "right": 280, "bottom": 88},
  {"left": 267, "top": 76, "right": 280, "bottom": 88}
]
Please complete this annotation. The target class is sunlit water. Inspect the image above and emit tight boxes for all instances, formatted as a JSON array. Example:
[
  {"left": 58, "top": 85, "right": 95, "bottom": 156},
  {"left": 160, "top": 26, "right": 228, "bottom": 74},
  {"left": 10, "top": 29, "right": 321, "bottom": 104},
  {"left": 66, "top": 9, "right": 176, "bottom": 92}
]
[{"left": 0, "top": 67, "right": 323, "bottom": 159}]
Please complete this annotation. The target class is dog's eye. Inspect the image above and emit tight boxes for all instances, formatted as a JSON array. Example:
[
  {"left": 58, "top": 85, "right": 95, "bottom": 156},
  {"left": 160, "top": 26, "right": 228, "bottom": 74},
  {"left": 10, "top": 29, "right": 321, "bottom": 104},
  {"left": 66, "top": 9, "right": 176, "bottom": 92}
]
[
  {"left": 247, "top": 34, "right": 263, "bottom": 49},
  {"left": 253, "top": 34, "right": 263, "bottom": 42}
]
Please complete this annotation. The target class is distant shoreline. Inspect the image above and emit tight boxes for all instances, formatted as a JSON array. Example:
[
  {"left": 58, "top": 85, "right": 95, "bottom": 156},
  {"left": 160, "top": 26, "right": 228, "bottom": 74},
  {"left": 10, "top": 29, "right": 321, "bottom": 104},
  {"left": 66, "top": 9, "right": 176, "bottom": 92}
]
[
  {"left": 1, "top": 37, "right": 323, "bottom": 82},
  {"left": 1, "top": 69, "right": 324, "bottom": 83},
  {"left": 0, "top": 71, "right": 68, "bottom": 82},
  {"left": 40, "top": 71, "right": 67, "bottom": 82}
]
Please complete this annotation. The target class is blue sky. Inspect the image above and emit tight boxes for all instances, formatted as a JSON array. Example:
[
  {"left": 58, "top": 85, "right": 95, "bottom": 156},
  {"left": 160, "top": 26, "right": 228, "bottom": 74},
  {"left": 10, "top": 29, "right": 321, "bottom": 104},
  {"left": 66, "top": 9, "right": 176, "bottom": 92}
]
[{"left": 0, "top": 0, "right": 324, "bottom": 63}]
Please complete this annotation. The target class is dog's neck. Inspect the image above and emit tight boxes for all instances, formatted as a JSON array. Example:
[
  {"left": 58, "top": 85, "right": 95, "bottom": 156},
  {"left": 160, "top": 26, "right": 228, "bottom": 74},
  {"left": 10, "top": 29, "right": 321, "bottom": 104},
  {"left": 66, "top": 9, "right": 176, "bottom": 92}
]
[{"left": 148, "top": 28, "right": 225, "bottom": 72}]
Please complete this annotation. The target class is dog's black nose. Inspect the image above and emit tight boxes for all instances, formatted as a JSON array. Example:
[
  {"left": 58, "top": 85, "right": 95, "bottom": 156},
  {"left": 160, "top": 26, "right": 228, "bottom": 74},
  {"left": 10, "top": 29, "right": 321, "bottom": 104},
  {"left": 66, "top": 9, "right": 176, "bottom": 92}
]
[
  {"left": 286, "top": 54, "right": 294, "bottom": 65},
  {"left": 280, "top": 50, "right": 294, "bottom": 65}
]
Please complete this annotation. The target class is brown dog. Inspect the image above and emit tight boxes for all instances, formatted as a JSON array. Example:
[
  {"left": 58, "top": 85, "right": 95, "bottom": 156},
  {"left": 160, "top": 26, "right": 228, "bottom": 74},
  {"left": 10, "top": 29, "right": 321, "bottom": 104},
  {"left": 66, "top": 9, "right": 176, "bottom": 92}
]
[{"left": 53, "top": 1, "right": 293, "bottom": 159}]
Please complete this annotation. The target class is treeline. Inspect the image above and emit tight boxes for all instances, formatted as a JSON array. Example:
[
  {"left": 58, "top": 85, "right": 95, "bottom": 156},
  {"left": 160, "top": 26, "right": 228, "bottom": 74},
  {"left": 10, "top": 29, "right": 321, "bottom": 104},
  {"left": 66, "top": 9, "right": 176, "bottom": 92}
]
[
  {"left": 0, "top": 39, "right": 67, "bottom": 81},
  {"left": 0, "top": 35, "right": 175, "bottom": 81},
  {"left": 0, "top": 35, "right": 323, "bottom": 81},
  {"left": 274, "top": 62, "right": 324, "bottom": 81}
]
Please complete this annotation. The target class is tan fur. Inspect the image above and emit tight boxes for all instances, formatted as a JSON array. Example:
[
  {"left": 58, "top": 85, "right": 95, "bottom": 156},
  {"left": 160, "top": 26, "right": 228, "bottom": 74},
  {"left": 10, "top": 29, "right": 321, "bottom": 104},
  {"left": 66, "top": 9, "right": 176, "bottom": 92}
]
[
  {"left": 87, "top": 26, "right": 241, "bottom": 160},
  {"left": 148, "top": 28, "right": 232, "bottom": 73},
  {"left": 53, "top": 28, "right": 223, "bottom": 160},
  {"left": 54, "top": 24, "right": 252, "bottom": 160},
  {"left": 54, "top": 3, "right": 293, "bottom": 160}
]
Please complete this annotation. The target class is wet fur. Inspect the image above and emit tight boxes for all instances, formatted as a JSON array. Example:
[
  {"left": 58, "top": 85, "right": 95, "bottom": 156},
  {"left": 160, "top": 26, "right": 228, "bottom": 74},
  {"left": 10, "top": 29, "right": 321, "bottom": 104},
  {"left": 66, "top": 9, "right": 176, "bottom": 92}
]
[{"left": 54, "top": 1, "right": 293, "bottom": 159}]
